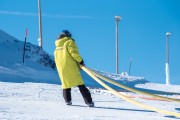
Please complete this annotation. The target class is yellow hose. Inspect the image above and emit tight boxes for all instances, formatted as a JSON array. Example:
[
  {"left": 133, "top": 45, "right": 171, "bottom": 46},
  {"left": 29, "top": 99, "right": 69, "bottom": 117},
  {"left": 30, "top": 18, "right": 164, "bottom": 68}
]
[
  {"left": 81, "top": 66, "right": 180, "bottom": 117},
  {"left": 87, "top": 68, "right": 180, "bottom": 103}
]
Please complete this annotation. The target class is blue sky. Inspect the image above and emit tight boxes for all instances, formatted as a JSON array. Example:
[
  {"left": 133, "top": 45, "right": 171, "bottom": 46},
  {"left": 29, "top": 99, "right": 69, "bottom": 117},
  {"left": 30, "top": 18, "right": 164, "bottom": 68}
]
[{"left": 0, "top": 0, "right": 180, "bottom": 84}]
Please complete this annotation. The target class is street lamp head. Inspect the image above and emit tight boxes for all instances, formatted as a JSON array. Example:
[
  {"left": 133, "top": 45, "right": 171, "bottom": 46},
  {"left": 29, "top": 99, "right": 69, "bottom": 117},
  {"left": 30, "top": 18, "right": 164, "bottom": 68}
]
[
  {"left": 115, "top": 16, "right": 122, "bottom": 21},
  {"left": 166, "top": 32, "right": 171, "bottom": 36}
]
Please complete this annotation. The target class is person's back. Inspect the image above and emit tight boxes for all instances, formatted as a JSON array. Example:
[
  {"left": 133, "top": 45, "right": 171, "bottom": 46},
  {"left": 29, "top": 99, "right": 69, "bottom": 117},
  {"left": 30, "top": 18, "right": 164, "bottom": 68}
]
[
  {"left": 54, "top": 30, "right": 94, "bottom": 107},
  {"left": 54, "top": 36, "right": 84, "bottom": 89}
]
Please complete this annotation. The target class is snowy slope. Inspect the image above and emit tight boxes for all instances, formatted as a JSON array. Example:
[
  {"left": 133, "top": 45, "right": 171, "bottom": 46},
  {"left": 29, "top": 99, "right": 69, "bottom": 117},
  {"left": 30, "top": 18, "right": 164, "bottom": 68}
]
[
  {"left": 0, "top": 29, "right": 58, "bottom": 84},
  {"left": 0, "top": 29, "right": 55, "bottom": 69}
]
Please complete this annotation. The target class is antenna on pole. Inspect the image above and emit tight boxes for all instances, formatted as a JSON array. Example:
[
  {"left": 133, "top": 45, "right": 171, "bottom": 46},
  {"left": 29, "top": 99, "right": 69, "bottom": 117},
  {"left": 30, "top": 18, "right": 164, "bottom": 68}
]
[{"left": 38, "top": 0, "right": 43, "bottom": 49}]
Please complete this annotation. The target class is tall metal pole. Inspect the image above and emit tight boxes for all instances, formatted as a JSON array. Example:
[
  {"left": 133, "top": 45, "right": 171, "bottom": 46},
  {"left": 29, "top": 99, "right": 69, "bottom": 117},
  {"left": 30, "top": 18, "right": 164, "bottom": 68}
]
[
  {"left": 38, "top": 0, "right": 43, "bottom": 49},
  {"left": 165, "top": 32, "right": 171, "bottom": 85},
  {"left": 115, "top": 16, "right": 121, "bottom": 74}
]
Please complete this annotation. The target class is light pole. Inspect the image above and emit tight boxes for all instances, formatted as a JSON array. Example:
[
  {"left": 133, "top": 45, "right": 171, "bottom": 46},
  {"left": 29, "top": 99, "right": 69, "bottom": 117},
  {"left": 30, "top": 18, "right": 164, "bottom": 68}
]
[
  {"left": 38, "top": 0, "right": 43, "bottom": 49},
  {"left": 165, "top": 32, "right": 171, "bottom": 85},
  {"left": 115, "top": 16, "right": 122, "bottom": 74}
]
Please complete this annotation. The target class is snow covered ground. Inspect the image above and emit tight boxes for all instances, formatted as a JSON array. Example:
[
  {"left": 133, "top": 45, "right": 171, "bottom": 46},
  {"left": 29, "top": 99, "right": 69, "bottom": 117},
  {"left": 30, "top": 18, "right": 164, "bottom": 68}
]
[{"left": 0, "top": 82, "right": 180, "bottom": 120}]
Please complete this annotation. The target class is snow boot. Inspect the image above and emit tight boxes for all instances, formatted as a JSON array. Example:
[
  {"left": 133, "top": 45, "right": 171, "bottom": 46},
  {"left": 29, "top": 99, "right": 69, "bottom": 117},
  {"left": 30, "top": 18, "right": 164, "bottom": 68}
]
[
  {"left": 66, "top": 101, "right": 72, "bottom": 105},
  {"left": 87, "top": 101, "right": 94, "bottom": 107}
]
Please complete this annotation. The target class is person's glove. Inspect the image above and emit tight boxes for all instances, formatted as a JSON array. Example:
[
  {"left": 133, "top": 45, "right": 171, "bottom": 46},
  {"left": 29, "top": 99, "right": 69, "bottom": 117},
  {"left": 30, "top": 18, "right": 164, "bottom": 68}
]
[{"left": 79, "top": 60, "right": 85, "bottom": 66}]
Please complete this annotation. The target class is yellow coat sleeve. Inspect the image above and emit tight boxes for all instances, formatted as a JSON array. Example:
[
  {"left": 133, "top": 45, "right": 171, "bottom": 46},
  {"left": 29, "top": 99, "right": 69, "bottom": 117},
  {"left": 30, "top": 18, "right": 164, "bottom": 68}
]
[{"left": 67, "top": 40, "right": 82, "bottom": 63}]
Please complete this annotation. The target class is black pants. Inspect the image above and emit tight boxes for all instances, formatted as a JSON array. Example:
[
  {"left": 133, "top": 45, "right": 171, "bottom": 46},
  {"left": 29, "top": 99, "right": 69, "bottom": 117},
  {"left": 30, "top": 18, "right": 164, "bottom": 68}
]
[{"left": 63, "top": 84, "right": 92, "bottom": 104}]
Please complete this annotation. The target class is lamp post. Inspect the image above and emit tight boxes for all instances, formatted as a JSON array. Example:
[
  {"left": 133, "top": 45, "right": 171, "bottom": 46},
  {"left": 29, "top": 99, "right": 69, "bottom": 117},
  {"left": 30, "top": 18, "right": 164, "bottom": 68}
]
[
  {"left": 115, "top": 16, "right": 122, "bottom": 74},
  {"left": 165, "top": 32, "right": 171, "bottom": 85},
  {"left": 38, "top": 0, "right": 43, "bottom": 49}
]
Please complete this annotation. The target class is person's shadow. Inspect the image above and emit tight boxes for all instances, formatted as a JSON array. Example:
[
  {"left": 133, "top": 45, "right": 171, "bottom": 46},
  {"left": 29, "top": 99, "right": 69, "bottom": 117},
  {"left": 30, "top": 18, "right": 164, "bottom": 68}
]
[{"left": 71, "top": 104, "right": 153, "bottom": 113}]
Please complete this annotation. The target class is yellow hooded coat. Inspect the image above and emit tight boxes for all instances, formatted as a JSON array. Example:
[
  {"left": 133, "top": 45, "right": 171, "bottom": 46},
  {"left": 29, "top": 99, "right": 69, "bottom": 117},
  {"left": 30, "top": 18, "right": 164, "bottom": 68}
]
[{"left": 54, "top": 37, "right": 84, "bottom": 89}]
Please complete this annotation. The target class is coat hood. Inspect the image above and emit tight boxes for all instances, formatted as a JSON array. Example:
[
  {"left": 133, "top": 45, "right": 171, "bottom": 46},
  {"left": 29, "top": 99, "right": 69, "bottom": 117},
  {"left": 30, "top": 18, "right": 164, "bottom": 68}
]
[{"left": 55, "top": 37, "right": 70, "bottom": 47}]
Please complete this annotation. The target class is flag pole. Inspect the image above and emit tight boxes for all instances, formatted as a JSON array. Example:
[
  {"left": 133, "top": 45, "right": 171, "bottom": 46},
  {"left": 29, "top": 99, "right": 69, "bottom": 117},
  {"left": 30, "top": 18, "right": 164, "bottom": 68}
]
[{"left": 23, "top": 29, "right": 28, "bottom": 64}]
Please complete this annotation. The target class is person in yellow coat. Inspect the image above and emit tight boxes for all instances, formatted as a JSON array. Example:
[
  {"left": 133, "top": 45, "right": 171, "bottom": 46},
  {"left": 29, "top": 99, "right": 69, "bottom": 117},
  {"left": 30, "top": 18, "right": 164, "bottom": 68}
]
[{"left": 54, "top": 30, "right": 94, "bottom": 107}]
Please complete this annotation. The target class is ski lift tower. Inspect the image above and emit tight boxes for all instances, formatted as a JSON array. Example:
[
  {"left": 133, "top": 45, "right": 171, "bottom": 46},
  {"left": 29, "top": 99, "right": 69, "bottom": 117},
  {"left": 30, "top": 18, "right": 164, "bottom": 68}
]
[
  {"left": 115, "top": 16, "right": 122, "bottom": 74},
  {"left": 38, "top": 0, "right": 43, "bottom": 49},
  {"left": 165, "top": 32, "right": 171, "bottom": 85}
]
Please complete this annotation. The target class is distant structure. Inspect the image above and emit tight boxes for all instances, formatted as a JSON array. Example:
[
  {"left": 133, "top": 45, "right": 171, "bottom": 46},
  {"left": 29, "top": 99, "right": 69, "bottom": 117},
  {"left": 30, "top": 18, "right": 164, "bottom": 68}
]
[
  {"left": 165, "top": 32, "right": 171, "bottom": 85},
  {"left": 38, "top": 0, "right": 43, "bottom": 49},
  {"left": 121, "top": 69, "right": 128, "bottom": 76},
  {"left": 128, "top": 57, "right": 132, "bottom": 76}
]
